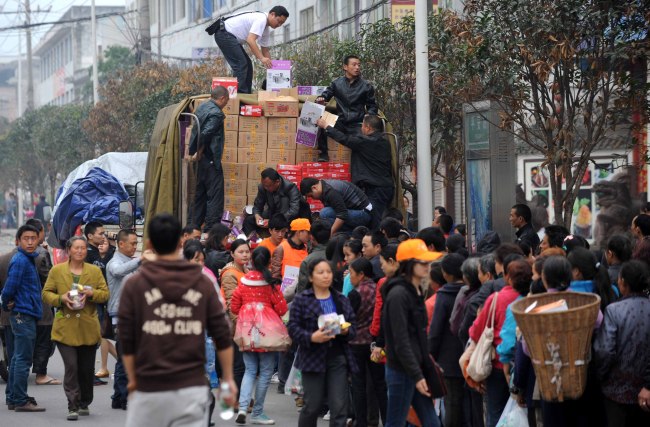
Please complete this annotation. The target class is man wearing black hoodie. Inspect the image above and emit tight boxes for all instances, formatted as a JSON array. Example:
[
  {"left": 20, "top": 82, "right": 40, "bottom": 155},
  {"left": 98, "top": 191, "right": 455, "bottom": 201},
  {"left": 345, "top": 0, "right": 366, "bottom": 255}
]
[{"left": 118, "top": 214, "right": 235, "bottom": 427}]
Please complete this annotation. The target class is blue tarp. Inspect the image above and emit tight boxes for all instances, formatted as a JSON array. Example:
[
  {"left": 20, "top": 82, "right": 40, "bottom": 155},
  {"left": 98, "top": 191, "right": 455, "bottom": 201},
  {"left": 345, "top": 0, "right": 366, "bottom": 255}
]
[{"left": 50, "top": 168, "right": 129, "bottom": 248}]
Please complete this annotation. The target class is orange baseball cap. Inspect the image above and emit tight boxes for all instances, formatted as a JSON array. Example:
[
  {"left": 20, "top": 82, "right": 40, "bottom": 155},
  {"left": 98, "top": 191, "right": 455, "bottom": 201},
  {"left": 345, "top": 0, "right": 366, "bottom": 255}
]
[
  {"left": 396, "top": 239, "right": 439, "bottom": 262},
  {"left": 290, "top": 218, "right": 311, "bottom": 232}
]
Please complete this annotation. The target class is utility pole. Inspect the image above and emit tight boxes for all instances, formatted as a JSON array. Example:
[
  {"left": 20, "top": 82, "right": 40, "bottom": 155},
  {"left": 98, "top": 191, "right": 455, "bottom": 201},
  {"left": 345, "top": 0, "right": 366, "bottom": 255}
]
[
  {"left": 25, "top": 0, "right": 34, "bottom": 110},
  {"left": 91, "top": 0, "right": 98, "bottom": 104},
  {"left": 137, "top": 0, "right": 151, "bottom": 63}
]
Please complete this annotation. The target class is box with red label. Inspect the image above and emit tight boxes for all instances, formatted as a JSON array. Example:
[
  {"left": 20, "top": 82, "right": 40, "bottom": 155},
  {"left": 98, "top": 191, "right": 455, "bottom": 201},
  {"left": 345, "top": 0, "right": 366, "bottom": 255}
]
[
  {"left": 238, "top": 116, "right": 268, "bottom": 132},
  {"left": 212, "top": 77, "right": 238, "bottom": 96},
  {"left": 240, "top": 105, "right": 263, "bottom": 116},
  {"left": 300, "top": 162, "right": 330, "bottom": 169},
  {"left": 277, "top": 164, "right": 302, "bottom": 173},
  {"left": 282, "top": 174, "right": 301, "bottom": 184},
  {"left": 328, "top": 172, "right": 351, "bottom": 181},
  {"left": 307, "top": 197, "right": 325, "bottom": 212},
  {"left": 225, "top": 115, "right": 239, "bottom": 132},
  {"left": 308, "top": 172, "right": 334, "bottom": 179},
  {"left": 302, "top": 167, "right": 329, "bottom": 174},
  {"left": 238, "top": 132, "right": 267, "bottom": 149}
]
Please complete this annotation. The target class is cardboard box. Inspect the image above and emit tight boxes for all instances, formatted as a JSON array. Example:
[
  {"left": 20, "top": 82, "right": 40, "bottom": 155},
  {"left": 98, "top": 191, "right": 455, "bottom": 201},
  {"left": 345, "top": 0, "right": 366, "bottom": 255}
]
[
  {"left": 259, "top": 88, "right": 300, "bottom": 117},
  {"left": 240, "top": 105, "right": 263, "bottom": 116},
  {"left": 283, "top": 174, "right": 301, "bottom": 184},
  {"left": 247, "top": 162, "right": 275, "bottom": 179},
  {"left": 212, "top": 77, "right": 238, "bottom": 96},
  {"left": 328, "top": 147, "right": 352, "bottom": 163},
  {"left": 267, "top": 60, "right": 292, "bottom": 91},
  {"left": 247, "top": 196, "right": 257, "bottom": 205},
  {"left": 267, "top": 133, "right": 296, "bottom": 149},
  {"left": 267, "top": 117, "right": 298, "bottom": 133},
  {"left": 224, "top": 131, "right": 238, "bottom": 148},
  {"left": 224, "top": 179, "right": 247, "bottom": 195},
  {"left": 223, "top": 97, "right": 240, "bottom": 115},
  {"left": 247, "top": 180, "right": 260, "bottom": 196},
  {"left": 221, "top": 147, "right": 238, "bottom": 163},
  {"left": 225, "top": 115, "right": 239, "bottom": 132},
  {"left": 327, "top": 136, "right": 341, "bottom": 151},
  {"left": 297, "top": 86, "right": 328, "bottom": 96},
  {"left": 238, "top": 132, "right": 268, "bottom": 149},
  {"left": 295, "top": 148, "right": 318, "bottom": 163},
  {"left": 238, "top": 148, "right": 267, "bottom": 163},
  {"left": 224, "top": 195, "right": 248, "bottom": 212},
  {"left": 238, "top": 116, "right": 268, "bottom": 132},
  {"left": 277, "top": 164, "right": 302, "bottom": 172},
  {"left": 222, "top": 163, "right": 248, "bottom": 181},
  {"left": 296, "top": 101, "right": 325, "bottom": 147},
  {"left": 267, "top": 149, "right": 296, "bottom": 165}
]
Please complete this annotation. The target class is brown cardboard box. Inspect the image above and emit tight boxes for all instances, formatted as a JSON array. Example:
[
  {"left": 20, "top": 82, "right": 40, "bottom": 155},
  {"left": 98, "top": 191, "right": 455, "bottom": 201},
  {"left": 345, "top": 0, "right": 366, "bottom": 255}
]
[
  {"left": 247, "top": 196, "right": 257, "bottom": 205},
  {"left": 267, "top": 133, "right": 297, "bottom": 149},
  {"left": 247, "top": 180, "right": 260, "bottom": 196},
  {"left": 221, "top": 147, "right": 238, "bottom": 163},
  {"left": 222, "top": 163, "right": 248, "bottom": 181},
  {"left": 238, "top": 116, "right": 268, "bottom": 132},
  {"left": 267, "top": 149, "right": 296, "bottom": 164},
  {"left": 247, "top": 162, "right": 275, "bottom": 179},
  {"left": 238, "top": 132, "right": 268, "bottom": 149},
  {"left": 327, "top": 136, "right": 341, "bottom": 151},
  {"left": 224, "top": 179, "right": 247, "bottom": 195},
  {"left": 267, "top": 117, "right": 298, "bottom": 133},
  {"left": 237, "top": 148, "right": 267, "bottom": 163},
  {"left": 259, "top": 89, "right": 299, "bottom": 117},
  {"left": 224, "top": 195, "right": 248, "bottom": 212},
  {"left": 224, "top": 131, "right": 238, "bottom": 148},
  {"left": 225, "top": 115, "right": 239, "bottom": 132},
  {"left": 295, "top": 148, "right": 318, "bottom": 163},
  {"left": 223, "top": 97, "right": 240, "bottom": 115},
  {"left": 328, "top": 146, "right": 352, "bottom": 162}
]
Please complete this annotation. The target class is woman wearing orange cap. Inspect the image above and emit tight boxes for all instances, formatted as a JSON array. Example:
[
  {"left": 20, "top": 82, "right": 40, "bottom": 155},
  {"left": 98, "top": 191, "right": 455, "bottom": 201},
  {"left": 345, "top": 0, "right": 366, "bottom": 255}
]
[{"left": 381, "top": 239, "right": 441, "bottom": 427}]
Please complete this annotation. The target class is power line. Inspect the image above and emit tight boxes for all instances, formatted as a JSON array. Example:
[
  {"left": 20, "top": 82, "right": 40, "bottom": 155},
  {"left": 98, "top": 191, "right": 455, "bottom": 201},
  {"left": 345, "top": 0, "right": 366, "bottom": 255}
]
[{"left": 0, "top": 9, "right": 136, "bottom": 32}]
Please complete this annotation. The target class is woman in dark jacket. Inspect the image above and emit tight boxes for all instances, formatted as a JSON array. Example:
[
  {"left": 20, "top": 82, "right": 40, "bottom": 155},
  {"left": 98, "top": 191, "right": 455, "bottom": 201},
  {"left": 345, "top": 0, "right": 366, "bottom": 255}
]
[
  {"left": 288, "top": 259, "right": 357, "bottom": 427},
  {"left": 204, "top": 223, "right": 232, "bottom": 278},
  {"left": 382, "top": 239, "right": 441, "bottom": 427}
]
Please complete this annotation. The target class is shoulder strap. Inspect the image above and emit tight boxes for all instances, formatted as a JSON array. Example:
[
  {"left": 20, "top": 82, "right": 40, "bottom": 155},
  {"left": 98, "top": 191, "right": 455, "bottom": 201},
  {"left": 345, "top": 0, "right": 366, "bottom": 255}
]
[
  {"left": 224, "top": 10, "right": 263, "bottom": 21},
  {"left": 488, "top": 292, "right": 498, "bottom": 328}
]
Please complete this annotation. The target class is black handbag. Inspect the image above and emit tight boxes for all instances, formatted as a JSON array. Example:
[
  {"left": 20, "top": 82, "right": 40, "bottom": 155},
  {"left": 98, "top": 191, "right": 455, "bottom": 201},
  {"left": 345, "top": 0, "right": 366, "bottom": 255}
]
[{"left": 422, "top": 354, "right": 447, "bottom": 399}]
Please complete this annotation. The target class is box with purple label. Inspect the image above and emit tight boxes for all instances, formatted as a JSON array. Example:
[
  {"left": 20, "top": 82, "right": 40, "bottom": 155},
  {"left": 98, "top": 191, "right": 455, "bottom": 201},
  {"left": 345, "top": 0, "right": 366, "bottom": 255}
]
[
  {"left": 267, "top": 60, "right": 292, "bottom": 91},
  {"left": 297, "top": 86, "right": 328, "bottom": 96},
  {"left": 296, "top": 102, "right": 325, "bottom": 148}
]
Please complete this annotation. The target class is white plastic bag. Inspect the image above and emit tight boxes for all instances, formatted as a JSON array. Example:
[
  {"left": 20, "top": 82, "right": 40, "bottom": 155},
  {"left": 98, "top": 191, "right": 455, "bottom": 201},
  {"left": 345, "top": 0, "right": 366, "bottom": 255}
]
[
  {"left": 496, "top": 397, "right": 528, "bottom": 427},
  {"left": 284, "top": 363, "right": 303, "bottom": 395}
]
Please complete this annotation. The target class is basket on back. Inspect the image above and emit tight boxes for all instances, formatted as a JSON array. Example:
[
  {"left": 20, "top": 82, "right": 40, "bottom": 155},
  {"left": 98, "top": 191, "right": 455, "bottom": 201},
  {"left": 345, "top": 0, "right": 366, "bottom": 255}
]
[{"left": 510, "top": 291, "right": 600, "bottom": 402}]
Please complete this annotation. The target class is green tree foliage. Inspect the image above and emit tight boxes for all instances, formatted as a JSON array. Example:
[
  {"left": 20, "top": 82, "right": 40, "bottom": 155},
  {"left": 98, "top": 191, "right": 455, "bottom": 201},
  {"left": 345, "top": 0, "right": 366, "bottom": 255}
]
[{"left": 82, "top": 46, "right": 138, "bottom": 103}]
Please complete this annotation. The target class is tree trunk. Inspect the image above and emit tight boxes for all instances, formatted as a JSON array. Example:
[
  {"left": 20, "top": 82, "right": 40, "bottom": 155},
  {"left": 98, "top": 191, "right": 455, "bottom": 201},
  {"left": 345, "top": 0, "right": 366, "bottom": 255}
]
[{"left": 49, "top": 175, "right": 57, "bottom": 207}]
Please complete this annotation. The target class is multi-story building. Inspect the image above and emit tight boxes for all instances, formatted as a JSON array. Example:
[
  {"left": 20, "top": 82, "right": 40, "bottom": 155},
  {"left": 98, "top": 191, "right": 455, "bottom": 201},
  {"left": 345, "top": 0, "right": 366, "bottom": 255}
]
[{"left": 34, "top": 5, "right": 133, "bottom": 107}]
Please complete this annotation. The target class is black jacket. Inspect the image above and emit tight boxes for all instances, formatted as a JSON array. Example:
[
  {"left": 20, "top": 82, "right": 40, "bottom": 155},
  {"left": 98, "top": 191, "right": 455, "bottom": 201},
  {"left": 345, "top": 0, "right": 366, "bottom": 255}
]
[
  {"left": 458, "top": 277, "right": 505, "bottom": 345},
  {"left": 515, "top": 223, "right": 540, "bottom": 255},
  {"left": 320, "top": 180, "right": 370, "bottom": 222},
  {"left": 321, "top": 76, "right": 378, "bottom": 126},
  {"left": 204, "top": 249, "right": 231, "bottom": 278},
  {"left": 381, "top": 276, "right": 428, "bottom": 382},
  {"left": 325, "top": 127, "right": 394, "bottom": 189},
  {"left": 189, "top": 99, "right": 225, "bottom": 164},
  {"left": 86, "top": 244, "right": 115, "bottom": 279},
  {"left": 428, "top": 282, "right": 465, "bottom": 378},
  {"left": 252, "top": 176, "right": 304, "bottom": 221}
]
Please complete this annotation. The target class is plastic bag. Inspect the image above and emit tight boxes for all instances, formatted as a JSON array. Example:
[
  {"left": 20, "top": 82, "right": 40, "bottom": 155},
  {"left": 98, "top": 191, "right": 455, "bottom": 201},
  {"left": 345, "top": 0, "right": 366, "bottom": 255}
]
[
  {"left": 234, "top": 302, "right": 291, "bottom": 352},
  {"left": 205, "top": 335, "right": 219, "bottom": 389},
  {"left": 496, "top": 397, "right": 528, "bottom": 427},
  {"left": 284, "top": 363, "right": 303, "bottom": 395}
]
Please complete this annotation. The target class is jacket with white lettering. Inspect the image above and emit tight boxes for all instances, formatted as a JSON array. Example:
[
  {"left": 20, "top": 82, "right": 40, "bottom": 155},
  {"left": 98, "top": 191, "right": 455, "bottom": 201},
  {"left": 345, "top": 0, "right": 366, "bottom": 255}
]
[{"left": 118, "top": 259, "right": 232, "bottom": 392}]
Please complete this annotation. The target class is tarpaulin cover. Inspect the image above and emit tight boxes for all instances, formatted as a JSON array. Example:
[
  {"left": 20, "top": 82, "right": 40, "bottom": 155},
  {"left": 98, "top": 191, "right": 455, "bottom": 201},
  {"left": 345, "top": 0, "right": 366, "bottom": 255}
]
[{"left": 49, "top": 168, "right": 129, "bottom": 248}]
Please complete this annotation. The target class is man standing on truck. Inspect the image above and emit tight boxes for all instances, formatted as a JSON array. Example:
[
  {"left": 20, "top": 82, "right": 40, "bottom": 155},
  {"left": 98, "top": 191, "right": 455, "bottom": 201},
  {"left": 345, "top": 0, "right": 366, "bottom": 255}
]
[
  {"left": 189, "top": 86, "right": 230, "bottom": 233},
  {"left": 315, "top": 55, "right": 378, "bottom": 162},
  {"left": 211, "top": 6, "right": 290, "bottom": 94}
]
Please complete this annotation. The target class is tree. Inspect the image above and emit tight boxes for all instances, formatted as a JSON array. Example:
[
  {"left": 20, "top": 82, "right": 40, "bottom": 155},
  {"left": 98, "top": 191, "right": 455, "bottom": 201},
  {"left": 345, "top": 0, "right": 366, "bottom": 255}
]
[
  {"left": 462, "top": 0, "right": 649, "bottom": 228},
  {"left": 82, "top": 46, "right": 138, "bottom": 103}
]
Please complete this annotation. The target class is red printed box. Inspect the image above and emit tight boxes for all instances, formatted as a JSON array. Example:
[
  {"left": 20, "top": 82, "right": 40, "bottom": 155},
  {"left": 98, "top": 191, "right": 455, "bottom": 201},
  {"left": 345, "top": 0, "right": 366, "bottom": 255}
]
[
  {"left": 277, "top": 164, "right": 302, "bottom": 172},
  {"left": 283, "top": 174, "right": 301, "bottom": 184},
  {"left": 300, "top": 162, "right": 330, "bottom": 169},
  {"left": 212, "top": 77, "right": 238, "bottom": 96},
  {"left": 240, "top": 105, "right": 263, "bottom": 116}
]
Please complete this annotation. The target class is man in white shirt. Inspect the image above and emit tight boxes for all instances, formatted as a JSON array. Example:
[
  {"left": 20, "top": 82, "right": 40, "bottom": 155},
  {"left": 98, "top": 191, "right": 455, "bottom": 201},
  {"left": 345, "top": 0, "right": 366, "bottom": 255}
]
[{"left": 212, "top": 6, "right": 289, "bottom": 93}]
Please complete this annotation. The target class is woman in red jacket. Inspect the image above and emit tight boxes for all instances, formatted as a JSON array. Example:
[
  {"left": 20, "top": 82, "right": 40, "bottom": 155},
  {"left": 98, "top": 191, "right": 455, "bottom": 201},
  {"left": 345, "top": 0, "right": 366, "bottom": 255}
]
[{"left": 231, "top": 246, "right": 289, "bottom": 425}]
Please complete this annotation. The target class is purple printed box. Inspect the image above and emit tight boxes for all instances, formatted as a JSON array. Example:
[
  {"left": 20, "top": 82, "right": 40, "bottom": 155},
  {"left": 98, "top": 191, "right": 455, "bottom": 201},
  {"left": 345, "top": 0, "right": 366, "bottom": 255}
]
[
  {"left": 295, "top": 101, "right": 325, "bottom": 148},
  {"left": 267, "top": 60, "right": 292, "bottom": 91},
  {"left": 297, "top": 86, "right": 328, "bottom": 96}
]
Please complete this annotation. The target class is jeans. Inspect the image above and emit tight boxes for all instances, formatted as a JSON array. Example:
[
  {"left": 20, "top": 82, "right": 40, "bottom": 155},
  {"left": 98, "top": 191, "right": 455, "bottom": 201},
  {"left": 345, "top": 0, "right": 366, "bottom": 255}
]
[
  {"left": 239, "top": 352, "right": 276, "bottom": 417},
  {"left": 300, "top": 354, "right": 349, "bottom": 427},
  {"left": 384, "top": 365, "right": 440, "bottom": 427},
  {"left": 112, "top": 326, "right": 128, "bottom": 405},
  {"left": 351, "top": 344, "right": 387, "bottom": 427},
  {"left": 7, "top": 312, "right": 37, "bottom": 406},
  {"left": 191, "top": 158, "right": 224, "bottom": 232},
  {"left": 485, "top": 368, "right": 509, "bottom": 427},
  {"left": 32, "top": 324, "right": 54, "bottom": 375},
  {"left": 214, "top": 30, "right": 253, "bottom": 94},
  {"left": 4, "top": 324, "right": 14, "bottom": 405},
  {"left": 320, "top": 207, "right": 371, "bottom": 232},
  {"left": 58, "top": 343, "right": 96, "bottom": 410}
]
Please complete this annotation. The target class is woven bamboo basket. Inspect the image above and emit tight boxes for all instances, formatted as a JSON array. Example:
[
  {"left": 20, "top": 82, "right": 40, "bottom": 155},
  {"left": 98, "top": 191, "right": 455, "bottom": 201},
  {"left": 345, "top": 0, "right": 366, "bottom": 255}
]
[{"left": 510, "top": 291, "right": 600, "bottom": 402}]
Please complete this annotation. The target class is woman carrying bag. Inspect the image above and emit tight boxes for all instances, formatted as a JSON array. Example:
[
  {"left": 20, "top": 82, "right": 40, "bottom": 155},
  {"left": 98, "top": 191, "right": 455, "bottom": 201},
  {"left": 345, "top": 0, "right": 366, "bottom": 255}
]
[{"left": 231, "top": 246, "right": 289, "bottom": 425}]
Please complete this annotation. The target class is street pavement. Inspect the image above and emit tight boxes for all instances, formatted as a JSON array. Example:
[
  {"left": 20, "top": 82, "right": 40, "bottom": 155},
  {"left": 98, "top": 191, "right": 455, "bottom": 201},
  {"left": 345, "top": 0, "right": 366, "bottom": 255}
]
[{"left": 0, "top": 228, "right": 325, "bottom": 426}]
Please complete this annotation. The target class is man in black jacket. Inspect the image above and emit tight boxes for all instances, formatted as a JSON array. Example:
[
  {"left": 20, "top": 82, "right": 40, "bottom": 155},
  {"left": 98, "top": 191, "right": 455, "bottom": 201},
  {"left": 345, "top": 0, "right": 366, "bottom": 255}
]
[
  {"left": 243, "top": 168, "right": 310, "bottom": 235},
  {"left": 315, "top": 55, "right": 378, "bottom": 162},
  {"left": 188, "top": 86, "right": 230, "bottom": 232},
  {"left": 300, "top": 178, "right": 372, "bottom": 234},
  {"left": 510, "top": 204, "right": 540, "bottom": 254},
  {"left": 317, "top": 114, "right": 393, "bottom": 226}
]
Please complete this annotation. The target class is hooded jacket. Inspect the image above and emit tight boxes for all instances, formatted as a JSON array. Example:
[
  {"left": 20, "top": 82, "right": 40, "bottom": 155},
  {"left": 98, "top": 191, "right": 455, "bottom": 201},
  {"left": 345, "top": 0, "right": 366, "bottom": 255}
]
[
  {"left": 381, "top": 276, "right": 428, "bottom": 382},
  {"left": 428, "top": 281, "right": 465, "bottom": 378},
  {"left": 118, "top": 259, "right": 232, "bottom": 393}
]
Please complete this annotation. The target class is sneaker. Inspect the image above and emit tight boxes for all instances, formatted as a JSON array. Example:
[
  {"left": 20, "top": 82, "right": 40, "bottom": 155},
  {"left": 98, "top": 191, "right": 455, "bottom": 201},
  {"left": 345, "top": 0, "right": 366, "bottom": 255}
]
[
  {"left": 317, "top": 153, "right": 329, "bottom": 162},
  {"left": 67, "top": 410, "right": 79, "bottom": 421},
  {"left": 93, "top": 376, "right": 107, "bottom": 386},
  {"left": 7, "top": 404, "right": 15, "bottom": 410},
  {"left": 269, "top": 373, "right": 279, "bottom": 384},
  {"left": 235, "top": 410, "right": 247, "bottom": 424},
  {"left": 78, "top": 407, "right": 90, "bottom": 416},
  {"left": 323, "top": 410, "right": 331, "bottom": 421},
  {"left": 294, "top": 397, "right": 304, "bottom": 407},
  {"left": 14, "top": 402, "right": 46, "bottom": 412},
  {"left": 251, "top": 414, "right": 275, "bottom": 425}
]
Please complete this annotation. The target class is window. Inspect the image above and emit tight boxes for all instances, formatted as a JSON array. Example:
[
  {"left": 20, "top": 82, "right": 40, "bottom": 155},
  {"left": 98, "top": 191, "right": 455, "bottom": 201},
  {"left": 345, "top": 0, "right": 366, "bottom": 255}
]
[
  {"left": 190, "top": 0, "right": 213, "bottom": 22},
  {"left": 320, "top": 0, "right": 336, "bottom": 28},
  {"left": 150, "top": 0, "right": 157, "bottom": 24},
  {"left": 341, "top": 1, "right": 355, "bottom": 40},
  {"left": 300, "top": 7, "right": 314, "bottom": 37},
  {"left": 283, "top": 24, "right": 291, "bottom": 43}
]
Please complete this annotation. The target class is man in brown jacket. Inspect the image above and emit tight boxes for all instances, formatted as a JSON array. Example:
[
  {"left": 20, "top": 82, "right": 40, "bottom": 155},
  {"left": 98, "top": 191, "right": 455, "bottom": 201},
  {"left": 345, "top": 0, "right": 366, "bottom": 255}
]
[{"left": 118, "top": 214, "right": 235, "bottom": 427}]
